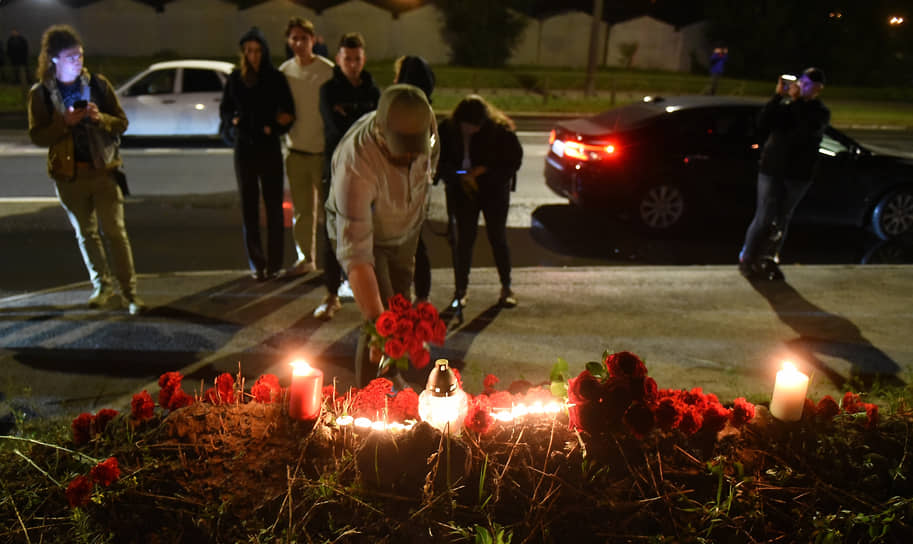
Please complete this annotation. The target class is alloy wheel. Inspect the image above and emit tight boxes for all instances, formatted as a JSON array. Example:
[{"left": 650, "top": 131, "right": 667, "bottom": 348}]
[
  {"left": 639, "top": 184, "right": 685, "bottom": 230},
  {"left": 873, "top": 189, "right": 913, "bottom": 239}
]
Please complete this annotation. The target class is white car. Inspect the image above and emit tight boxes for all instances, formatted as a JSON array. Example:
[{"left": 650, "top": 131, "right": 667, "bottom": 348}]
[{"left": 116, "top": 60, "right": 234, "bottom": 137}]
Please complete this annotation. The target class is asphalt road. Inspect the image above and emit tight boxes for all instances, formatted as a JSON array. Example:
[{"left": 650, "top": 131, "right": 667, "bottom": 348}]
[{"left": 1, "top": 127, "right": 912, "bottom": 427}]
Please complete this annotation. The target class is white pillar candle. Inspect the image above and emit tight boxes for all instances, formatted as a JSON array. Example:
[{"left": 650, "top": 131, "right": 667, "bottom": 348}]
[{"left": 769, "top": 362, "right": 809, "bottom": 422}]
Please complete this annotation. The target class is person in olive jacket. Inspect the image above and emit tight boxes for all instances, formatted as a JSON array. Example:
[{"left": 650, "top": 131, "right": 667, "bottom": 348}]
[
  {"left": 437, "top": 95, "right": 523, "bottom": 309},
  {"left": 28, "top": 25, "right": 144, "bottom": 315},
  {"left": 739, "top": 67, "right": 829, "bottom": 281},
  {"left": 314, "top": 32, "right": 380, "bottom": 320},
  {"left": 220, "top": 27, "right": 295, "bottom": 281}
]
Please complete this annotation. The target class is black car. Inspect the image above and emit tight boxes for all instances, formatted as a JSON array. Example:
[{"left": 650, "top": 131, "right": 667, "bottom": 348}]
[{"left": 544, "top": 95, "right": 913, "bottom": 240}]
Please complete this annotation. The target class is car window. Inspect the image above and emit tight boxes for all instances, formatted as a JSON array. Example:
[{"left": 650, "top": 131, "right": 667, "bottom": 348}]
[
  {"left": 124, "top": 69, "right": 176, "bottom": 96},
  {"left": 590, "top": 104, "right": 661, "bottom": 130},
  {"left": 673, "top": 109, "right": 754, "bottom": 139},
  {"left": 182, "top": 68, "right": 224, "bottom": 94}
]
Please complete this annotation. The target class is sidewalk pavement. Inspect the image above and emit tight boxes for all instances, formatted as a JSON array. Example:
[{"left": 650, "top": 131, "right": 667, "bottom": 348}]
[{"left": 1, "top": 265, "right": 910, "bottom": 421}]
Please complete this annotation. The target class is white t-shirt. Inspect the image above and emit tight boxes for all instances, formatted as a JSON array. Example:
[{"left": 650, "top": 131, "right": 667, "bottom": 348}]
[{"left": 279, "top": 55, "right": 334, "bottom": 153}]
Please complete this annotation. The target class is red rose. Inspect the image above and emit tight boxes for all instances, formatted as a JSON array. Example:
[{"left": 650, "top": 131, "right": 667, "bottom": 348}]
[
  {"left": 816, "top": 395, "right": 840, "bottom": 421},
  {"left": 384, "top": 338, "right": 406, "bottom": 359},
  {"left": 352, "top": 378, "right": 394, "bottom": 418},
  {"left": 389, "top": 387, "right": 420, "bottom": 422},
  {"left": 630, "top": 376, "right": 658, "bottom": 404},
  {"left": 90, "top": 457, "right": 120, "bottom": 487},
  {"left": 72, "top": 413, "right": 94, "bottom": 445},
  {"left": 449, "top": 367, "right": 463, "bottom": 390},
  {"left": 603, "top": 377, "right": 634, "bottom": 424},
  {"left": 605, "top": 351, "right": 648, "bottom": 378},
  {"left": 623, "top": 401, "right": 655, "bottom": 438},
  {"left": 375, "top": 311, "right": 397, "bottom": 337},
  {"left": 168, "top": 389, "right": 194, "bottom": 409},
  {"left": 802, "top": 398, "right": 817, "bottom": 421},
  {"left": 568, "top": 371, "right": 600, "bottom": 404},
  {"left": 409, "top": 347, "right": 431, "bottom": 369},
  {"left": 431, "top": 320, "right": 447, "bottom": 344},
  {"left": 701, "top": 402, "right": 731, "bottom": 434},
  {"left": 66, "top": 475, "right": 93, "bottom": 508},
  {"left": 131, "top": 390, "right": 155, "bottom": 421},
  {"left": 864, "top": 403, "right": 879, "bottom": 429},
  {"left": 394, "top": 317, "right": 414, "bottom": 337},
  {"left": 215, "top": 373, "right": 235, "bottom": 404},
  {"left": 203, "top": 388, "right": 219, "bottom": 404},
  {"left": 465, "top": 395, "right": 494, "bottom": 434},
  {"left": 655, "top": 398, "right": 683, "bottom": 431},
  {"left": 414, "top": 320, "right": 433, "bottom": 343},
  {"left": 251, "top": 374, "right": 281, "bottom": 403},
  {"left": 416, "top": 301, "right": 439, "bottom": 322},
  {"left": 842, "top": 391, "right": 864, "bottom": 413},
  {"left": 679, "top": 406, "right": 703, "bottom": 436},
  {"left": 94, "top": 409, "right": 118, "bottom": 433},
  {"left": 388, "top": 293, "right": 412, "bottom": 313},
  {"left": 157, "top": 371, "right": 183, "bottom": 408},
  {"left": 730, "top": 398, "right": 755, "bottom": 427},
  {"left": 483, "top": 374, "right": 499, "bottom": 394}
]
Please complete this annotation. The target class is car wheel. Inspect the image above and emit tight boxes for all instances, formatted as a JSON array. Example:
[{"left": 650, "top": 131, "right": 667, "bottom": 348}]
[
  {"left": 637, "top": 183, "right": 686, "bottom": 231},
  {"left": 871, "top": 188, "right": 913, "bottom": 240}
]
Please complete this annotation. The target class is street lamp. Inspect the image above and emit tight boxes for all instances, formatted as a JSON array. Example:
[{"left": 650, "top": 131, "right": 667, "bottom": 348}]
[{"left": 889, "top": 16, "right": 905, "bottom": 26}]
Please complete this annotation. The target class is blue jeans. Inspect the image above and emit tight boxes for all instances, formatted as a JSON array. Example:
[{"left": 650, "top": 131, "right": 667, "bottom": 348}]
[{"left": 740, "top": 172, "right": 812, "bottom": 264}]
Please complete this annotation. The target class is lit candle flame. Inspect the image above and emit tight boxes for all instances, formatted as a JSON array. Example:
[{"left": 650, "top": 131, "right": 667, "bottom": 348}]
[
  {"left": 782, "top": 361, "right": 797, "bottom": 373},
  {"left": 290, "top": 359, "right": 313, "bottom": 376}
]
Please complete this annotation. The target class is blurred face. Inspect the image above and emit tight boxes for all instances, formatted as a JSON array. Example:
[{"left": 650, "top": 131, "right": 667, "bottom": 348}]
[
  {"left": 287, "top": 27, "right": 315, "bottom": 60},
  {"left": 796, "top": 74, "right": 822, "bottom": 99},
  {"left": 336, "top": 46, "right": 366, "bottom": 82},
  {"left": 54, "top": 46, "right": 83, "bottom": 84},
  {"left": 243, "top": 40, "right": 262, "bottom": 71}
]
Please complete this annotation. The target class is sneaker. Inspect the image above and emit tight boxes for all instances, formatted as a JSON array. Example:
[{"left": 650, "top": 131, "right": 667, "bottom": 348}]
[
  {"left": 88, "top": 285, "right": 114, "bottom": 308},
  {"left": 450, "top": 291, "right": 468, "bottom": 309},
  {"left": 125, "top": 295, "right": 146, "bottom": 316},
  {"left": 285, "top": 260, "right": 316, "bottom": 278},
  {"left": 498, "top": 287, "right": 518, "bottom": 308},
  {"left": 251, "top": 269, "right": 267, "bottom": 282},
  {"left": 313, "top": 294, "right": 341, "bottom": 320},
  {"left": 759, "top": 259, "right": 785, "bottom": 281},
  {"left": 337, "top": 280, "right": 354, "bottom": 299}
]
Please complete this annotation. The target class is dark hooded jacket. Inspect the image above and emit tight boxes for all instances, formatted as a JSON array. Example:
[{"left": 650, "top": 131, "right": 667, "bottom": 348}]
[
  {"left": 757, "top": 94, "right": 830, "bottom": 180},
  {"left": 318, "top": 65, "right": 380, "bottom": 174},
  {"left": 395, "top": 56, "right": 435, "bottom": 103},
  {"left": 219, "top": 27, "right": 294, "bottom": 147}
]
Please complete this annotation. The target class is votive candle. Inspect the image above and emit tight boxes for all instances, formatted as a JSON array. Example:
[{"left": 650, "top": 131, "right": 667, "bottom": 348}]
[
  {"left": 288, "top": 360, "right": 323, "bottom": 420},
  {"left": 769, "top": 361, "right": 809, "bottom": 422}
]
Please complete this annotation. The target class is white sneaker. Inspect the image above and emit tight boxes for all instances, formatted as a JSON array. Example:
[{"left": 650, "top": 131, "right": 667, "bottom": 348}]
[
  {"left": 313, "top": 295, "right": 341, "bottom": 320},
  {"left": 337, "top": 280, "right": 354, "bottom": 299},
  {"left": 88, "top": 285, "right": 114, "bottom": 308},
  {"left": 125, "top": 295, "right": 146, "bottom": 315},
  {"left": 285, "top": 260, "right": 316, "bottom": 277}
]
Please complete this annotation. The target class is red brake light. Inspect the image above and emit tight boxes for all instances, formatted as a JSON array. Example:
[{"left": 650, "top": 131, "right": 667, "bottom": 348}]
[{"left": 560, "top": 140, "right": 618, "bottom": 161}]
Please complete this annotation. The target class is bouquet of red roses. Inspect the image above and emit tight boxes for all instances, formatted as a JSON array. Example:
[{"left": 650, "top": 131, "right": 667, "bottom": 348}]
[{"left": 366, "top": 294, "right": 447, "bottom": 371}]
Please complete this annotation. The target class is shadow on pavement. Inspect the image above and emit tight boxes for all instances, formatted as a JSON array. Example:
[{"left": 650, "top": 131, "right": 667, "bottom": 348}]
[
  {"left": 748, "top": 279, "right": 904, "bottom": 391},
  {"left": 530, "top": 203, "right": 913, "bottom": 266}
]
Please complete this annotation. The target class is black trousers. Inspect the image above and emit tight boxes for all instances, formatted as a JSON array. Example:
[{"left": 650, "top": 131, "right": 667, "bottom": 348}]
[
  {"left": 739, "top": 172, "right": 812, "bottom": 264},
  {"left": 446, "top": 182, "right": 512, "bottom": 295},
  {"left": 320, "top": 178, "right": 343, "bottom": 294},
  {"left": 234, "top": 142, "right": 284, "bottom": 274},
  {"left": 413, "top": 233, "right": 431, "bottom": 299}
]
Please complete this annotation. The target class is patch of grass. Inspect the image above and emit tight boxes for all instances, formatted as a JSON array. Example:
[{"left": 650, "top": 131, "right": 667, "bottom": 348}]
[{"left": 4, "top": 60, "right": 912, "bottom": 127}]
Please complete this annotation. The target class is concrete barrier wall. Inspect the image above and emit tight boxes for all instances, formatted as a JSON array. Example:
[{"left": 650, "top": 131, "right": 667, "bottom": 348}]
[{"left": 0, "top": 0, "right": 706, "bottom": 71}]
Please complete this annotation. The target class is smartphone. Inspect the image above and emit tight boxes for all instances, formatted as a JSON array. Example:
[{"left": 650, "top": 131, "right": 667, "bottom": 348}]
[
  {"left": 779, "top": 74, "right": 796, "bottom": 86},
  {"left": 455, "top": 170, "right": 467, "bottom": 174},
  {"left": 73, "top": 99, "right": 88, "bottom": 109}
]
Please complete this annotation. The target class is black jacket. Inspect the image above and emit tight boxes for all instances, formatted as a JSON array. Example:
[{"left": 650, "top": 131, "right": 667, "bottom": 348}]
[
  {"left": 437, "top": 117, "right": 523, "bottom": 193},
  {"left": 318, "top": 65, "right": 380, "bottom": 165},
  {"left": 219, "top": 28, "right": 294, "bottom": 147},
  {"left": 757, "top": 94, "right": 830, "bottom": 180},
  {"left": 396, "top": 56, "right": 435, "bottom": 103}
]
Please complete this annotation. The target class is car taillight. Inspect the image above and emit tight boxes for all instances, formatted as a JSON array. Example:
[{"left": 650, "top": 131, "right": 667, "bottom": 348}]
[
  {"left": 552, "top": 137, "right": 619, "bottom": 161},
  {"left": 548, "top": 129, "right": 556, "bottom": 145}
]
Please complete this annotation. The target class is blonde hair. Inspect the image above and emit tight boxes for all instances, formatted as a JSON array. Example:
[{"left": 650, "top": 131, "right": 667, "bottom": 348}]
[{"left": 36, "top": 25, "right": 83, "bottom": 84}]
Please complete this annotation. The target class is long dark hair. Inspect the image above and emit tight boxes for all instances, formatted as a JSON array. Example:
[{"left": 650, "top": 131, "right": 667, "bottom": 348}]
[{"left": 451, "top": 94, "right": 514, "bottom": 131}]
